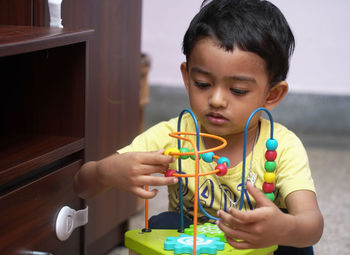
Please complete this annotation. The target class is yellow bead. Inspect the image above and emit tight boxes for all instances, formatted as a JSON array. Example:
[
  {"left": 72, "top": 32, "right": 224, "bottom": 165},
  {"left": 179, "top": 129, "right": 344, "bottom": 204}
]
[
  {"left": 264, "top": 172, "right": 276, "bottom": 183},
  {"left": 164, "top": 148, "right": 180, "bottom": 158}
]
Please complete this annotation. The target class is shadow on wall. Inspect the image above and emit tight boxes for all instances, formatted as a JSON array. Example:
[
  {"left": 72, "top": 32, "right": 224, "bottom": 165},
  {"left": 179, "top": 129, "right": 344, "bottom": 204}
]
[{"left": 145, "top": 85, "right": 350, "bottom": 147}]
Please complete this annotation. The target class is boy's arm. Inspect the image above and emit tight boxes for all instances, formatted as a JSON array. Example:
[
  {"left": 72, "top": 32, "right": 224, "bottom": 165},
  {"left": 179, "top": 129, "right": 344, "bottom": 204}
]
[
  {"left": 74, "top": 151, "right": 178, "bottom": 199},
  {"left": 217, "top": 182, "right": 323, "bottom": 249}
]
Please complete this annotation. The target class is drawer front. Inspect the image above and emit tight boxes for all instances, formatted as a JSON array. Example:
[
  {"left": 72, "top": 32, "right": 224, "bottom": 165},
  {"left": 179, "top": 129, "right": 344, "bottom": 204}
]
[{"left": 0, "top": 160, "right": 84, "bottom": 255}]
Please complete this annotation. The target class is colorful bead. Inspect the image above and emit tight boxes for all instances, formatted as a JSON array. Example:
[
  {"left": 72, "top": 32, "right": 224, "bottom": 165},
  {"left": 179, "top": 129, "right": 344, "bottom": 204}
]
[
  {"left": 180, "top": 147, "right": 190, "bottom": 159},
  {"left": 262, "top": 182, "right": 274, "bottom": 193},
  {"left": 202, "top": 152, "right": 215, "bottom": 163},
  {"left": 215, "top": 164, "right": 227, "bottom": 176},
  {"left": 266, "top": 138, "right": 278, "bottom": 151},
  {"left": 265, "top": 192, "right": 275, "bottom": 201},
  {"left": 165, "top": 169, "right": 177, "bottom": 177},
  {"left": 264, "top": 172, "right": 276, "bottom": 183},
  {"left": 264, "top": 161, "right": 276, "bottom": 172},
  {"left": 190, "top": 149, "right": 201, "bottom": 160},
  {"left": 164, "top": 147, "right": 180, "bottom": 158},
  {"left": 217, "top": 157, "right": 230, "bottom": 168},
  {"left": 265, "top": 150, "right": 277, "bottom": 161}
]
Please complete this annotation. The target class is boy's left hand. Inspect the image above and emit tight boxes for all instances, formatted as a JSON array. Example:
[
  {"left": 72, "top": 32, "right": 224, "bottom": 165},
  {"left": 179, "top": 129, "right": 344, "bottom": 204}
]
[{"left": 216, "top": 182, "right": 291, "bottom": 249}]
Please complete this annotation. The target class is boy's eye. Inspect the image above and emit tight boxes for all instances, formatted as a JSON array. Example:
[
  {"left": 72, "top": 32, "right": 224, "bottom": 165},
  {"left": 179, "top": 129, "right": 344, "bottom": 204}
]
[
  {"left": 194, "top": 81, "right": 210, "bottom": 88},
  {"left": 230, "top": 88, "right": 248, "bottom": 95}
]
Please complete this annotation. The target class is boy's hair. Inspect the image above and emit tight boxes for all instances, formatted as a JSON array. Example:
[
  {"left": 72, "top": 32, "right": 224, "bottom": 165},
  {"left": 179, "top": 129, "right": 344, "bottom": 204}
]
[{"left": 182, "top": 0, "right": 295, "bottom": 85}]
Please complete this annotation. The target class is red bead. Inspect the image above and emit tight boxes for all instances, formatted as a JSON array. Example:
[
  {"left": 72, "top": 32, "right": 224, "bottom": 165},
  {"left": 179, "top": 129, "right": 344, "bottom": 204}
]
[
  {"left": 215, "top": 164, "right": 227, "bottom": 176},
  {"left": 262, "top": 182, "right": 274, "bottom": 193},
  {"left": 165, "top": 169, "right": 177, "bottom": 177},
  {"left": 265, "top": 150, "right": 277, "bottom": 161}
]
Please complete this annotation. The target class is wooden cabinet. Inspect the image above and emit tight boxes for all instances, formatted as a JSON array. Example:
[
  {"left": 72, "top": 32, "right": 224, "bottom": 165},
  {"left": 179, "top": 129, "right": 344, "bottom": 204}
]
[
  {"left": 0, "top": 25, "right": 93, "bottom": 254},
  {"left": 0, "top": 1, "right": 142, "bottom": 254},
  {"left": 0, "top": 161, "right": 83, "bottom": 254},
  {"left": 59, "top": 2, "right": 142, "bottom": 254}
]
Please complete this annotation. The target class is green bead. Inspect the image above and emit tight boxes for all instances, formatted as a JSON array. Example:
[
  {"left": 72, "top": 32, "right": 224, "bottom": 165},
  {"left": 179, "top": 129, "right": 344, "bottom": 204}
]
[
  {"left": 190, "top": 149, "right": 201, "bottom": 160},
  {"left": 180, "top": 147, "right": 190, "bottom": 159},
  {"left": 264, "top": 161, "right": 276, "bottom": 172},
  {"left": 265, "top": 192, "right": 275, "bottom": 201}
]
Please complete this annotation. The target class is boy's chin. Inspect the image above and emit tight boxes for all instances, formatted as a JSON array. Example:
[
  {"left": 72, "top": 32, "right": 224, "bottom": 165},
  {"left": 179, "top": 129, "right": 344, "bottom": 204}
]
[{"left": 202, "top": 125, "right": 236, "bottom": 137}]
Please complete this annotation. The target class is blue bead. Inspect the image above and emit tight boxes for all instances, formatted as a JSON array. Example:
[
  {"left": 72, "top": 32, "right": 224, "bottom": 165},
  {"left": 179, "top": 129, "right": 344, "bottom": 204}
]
[
  {"left": 202, "top": 152, "right": 214, "bottom": 163},
  {"left": 266, "top": 139, "right": 278, "bottom": 151},
  {"left": 217, "top": 157, "right": 230, "bottom": 168}
]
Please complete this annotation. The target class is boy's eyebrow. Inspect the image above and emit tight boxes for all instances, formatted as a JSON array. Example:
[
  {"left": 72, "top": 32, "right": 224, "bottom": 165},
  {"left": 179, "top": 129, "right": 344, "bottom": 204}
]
[
  {"left": 190, "top": 66, "right": 257, "bottom": 84},
  {"left": 190, "top": 66, "right": 210, "bottom": 75}
]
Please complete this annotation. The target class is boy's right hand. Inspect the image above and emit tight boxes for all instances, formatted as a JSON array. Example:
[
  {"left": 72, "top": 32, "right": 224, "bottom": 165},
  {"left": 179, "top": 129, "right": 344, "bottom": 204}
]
[{"left": 96, "top": 150, "right": 178, "bottom": 199}]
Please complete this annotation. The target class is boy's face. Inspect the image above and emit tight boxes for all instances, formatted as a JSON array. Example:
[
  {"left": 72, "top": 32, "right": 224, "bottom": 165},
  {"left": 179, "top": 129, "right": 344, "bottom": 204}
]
[{"left": 181, "top": 38, "right": 274, "bottom": 137}]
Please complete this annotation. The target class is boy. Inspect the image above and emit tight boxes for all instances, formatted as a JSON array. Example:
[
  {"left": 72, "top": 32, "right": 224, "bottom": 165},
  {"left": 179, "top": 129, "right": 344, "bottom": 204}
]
[{"left": 74, "top": 0, "right": 323, "bottom": 254}]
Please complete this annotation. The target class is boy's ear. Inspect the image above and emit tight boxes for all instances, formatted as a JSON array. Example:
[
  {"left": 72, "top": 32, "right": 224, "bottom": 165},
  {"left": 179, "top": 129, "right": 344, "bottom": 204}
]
[
  {"left": 180, "top": 62, "right": 190, "bottom": 91},
  {"left": 264, "top": 81, "right": 289, "bottom": 110}
]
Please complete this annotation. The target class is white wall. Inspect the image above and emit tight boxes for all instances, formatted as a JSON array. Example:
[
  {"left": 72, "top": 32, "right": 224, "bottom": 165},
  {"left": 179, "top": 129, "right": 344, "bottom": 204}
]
[{"left": 142, "top": 0, "right": 350, "bottom": 95}]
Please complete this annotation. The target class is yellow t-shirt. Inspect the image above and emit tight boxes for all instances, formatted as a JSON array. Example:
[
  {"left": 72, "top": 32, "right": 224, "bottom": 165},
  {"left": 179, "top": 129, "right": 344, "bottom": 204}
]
[{"left": 118, "top": 113, "right": 315, "bottom": 222}]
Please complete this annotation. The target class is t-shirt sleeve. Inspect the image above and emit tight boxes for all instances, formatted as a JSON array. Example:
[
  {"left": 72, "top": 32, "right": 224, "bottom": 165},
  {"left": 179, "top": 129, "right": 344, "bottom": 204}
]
[
  {"left": 117, "top": 118, "right": 178, "bottom": 154},
  {"left": 275, "top": 131, "right": 316, "bottom": 204}
]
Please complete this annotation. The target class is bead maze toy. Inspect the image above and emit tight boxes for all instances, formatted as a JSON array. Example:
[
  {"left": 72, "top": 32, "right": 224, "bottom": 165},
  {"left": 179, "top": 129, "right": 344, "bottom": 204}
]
[{"left": 125, "top": 108, "right": 278, "bottom": 255}]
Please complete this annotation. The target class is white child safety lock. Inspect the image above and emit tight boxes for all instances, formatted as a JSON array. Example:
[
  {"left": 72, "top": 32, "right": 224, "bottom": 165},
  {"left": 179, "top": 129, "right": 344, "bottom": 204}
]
[
  {"left": 55, "top": 206, "right": 88, "bottom": 241},
  {"left": 48, "top": 0, "right": 63, "bottom": 28}
]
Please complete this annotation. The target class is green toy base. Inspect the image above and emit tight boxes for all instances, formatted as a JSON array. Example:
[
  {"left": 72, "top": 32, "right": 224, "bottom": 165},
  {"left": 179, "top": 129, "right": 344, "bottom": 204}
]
[{"left": 125, "top": 229, "right": 277, "bottom": 255}]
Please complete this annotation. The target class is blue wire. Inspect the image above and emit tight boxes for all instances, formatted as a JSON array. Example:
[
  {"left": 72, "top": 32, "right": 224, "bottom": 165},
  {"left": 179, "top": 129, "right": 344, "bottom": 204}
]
[
  {"left": 177, "top": 109, "right": 201, "bottom": 231},
  {"left": 178, "top": 109, "right": 218, "bottom": 222},
  {"left": 176, "top": 107, "right": 274, "bottom": 224},
  {"left": 239, "top": 107, "right": 274, "bottom": 210}
]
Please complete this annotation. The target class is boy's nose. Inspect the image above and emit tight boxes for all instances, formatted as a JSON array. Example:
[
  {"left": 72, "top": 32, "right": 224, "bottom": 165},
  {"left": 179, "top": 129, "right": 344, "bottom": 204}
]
[{"left": 209, "top": 88, "right": 228, "bottom": 109}]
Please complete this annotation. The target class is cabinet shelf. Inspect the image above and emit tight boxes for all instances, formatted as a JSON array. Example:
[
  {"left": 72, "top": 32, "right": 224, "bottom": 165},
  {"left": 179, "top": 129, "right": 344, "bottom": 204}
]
[
  {"left": 0, "top": 134, "right": 84, "bottom": 186},
  {"left": 0, "top": 25, "right": 93, "bottom": 57},
  {"left": 0, "top": 25, "right": 92, "bottom": 189}
]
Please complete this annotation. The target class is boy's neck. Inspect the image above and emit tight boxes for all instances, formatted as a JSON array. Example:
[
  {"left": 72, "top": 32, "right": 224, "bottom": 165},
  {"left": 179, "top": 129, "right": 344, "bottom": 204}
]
[{"left": 202, "top": 122, "right": 260, "bottom": 168}]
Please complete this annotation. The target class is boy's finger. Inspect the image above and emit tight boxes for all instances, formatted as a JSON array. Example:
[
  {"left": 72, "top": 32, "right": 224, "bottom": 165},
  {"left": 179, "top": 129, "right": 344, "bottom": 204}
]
[
  {"left": 132, "top": 187, "right": 159, "bottom": 199},
  {"left": 216, "top": 220, "right": 251, "bottom": 245},
  {"left": 141, "top": 151, "right": 175, "bottom": 165},
  {"left": 137, "top": 175, "right": 178, "bottom": 187},
  {"left": 139, "top": 164, "right": 171, "bottom": 174},
  {"left": 246, "top": 182, "right": 274, "bottom": 208},
  {"left": 217, "top": 209, "right": 244, "bottom": 228}
]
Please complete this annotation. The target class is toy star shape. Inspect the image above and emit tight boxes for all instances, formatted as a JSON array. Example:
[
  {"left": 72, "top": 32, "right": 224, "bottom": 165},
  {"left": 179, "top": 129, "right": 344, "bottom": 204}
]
[{"left": 164, "top": 234, "right": 225, "bottom": 254}]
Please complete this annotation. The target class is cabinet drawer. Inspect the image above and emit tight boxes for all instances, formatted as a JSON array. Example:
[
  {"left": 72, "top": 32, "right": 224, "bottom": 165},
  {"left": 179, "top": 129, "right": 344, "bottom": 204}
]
[{"left": 0, "top": 160, "right": 84, "bottom": 255}]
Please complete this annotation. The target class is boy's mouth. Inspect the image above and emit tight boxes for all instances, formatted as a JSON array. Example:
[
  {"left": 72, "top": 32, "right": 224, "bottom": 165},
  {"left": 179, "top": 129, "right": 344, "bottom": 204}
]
[{"left": 206, "top": 112, "right": 228, "bottom": 125}]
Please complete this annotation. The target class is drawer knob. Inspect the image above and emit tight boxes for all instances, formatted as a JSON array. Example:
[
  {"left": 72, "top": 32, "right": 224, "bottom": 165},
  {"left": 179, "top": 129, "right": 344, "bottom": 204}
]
[{"left": 55, "top": 206, "right": 88, "bottom": 241}]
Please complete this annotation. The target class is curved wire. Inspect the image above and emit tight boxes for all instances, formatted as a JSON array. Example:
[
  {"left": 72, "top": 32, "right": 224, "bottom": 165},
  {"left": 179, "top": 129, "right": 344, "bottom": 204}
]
[
  {"left": 177, "top": 109, "right": 220, "bottom": 222},
  {"left": 239, "top": 107, "right": 274, "bottom": 210}
]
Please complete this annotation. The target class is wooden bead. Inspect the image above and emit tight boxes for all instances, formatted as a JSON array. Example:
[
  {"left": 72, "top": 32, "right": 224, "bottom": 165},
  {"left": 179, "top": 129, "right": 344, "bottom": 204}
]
[
  {"left": 180, "top": 147, "right": 190, "bottom": 159},
  {"left": 264, "top": 161, "right": 276, "bottom": 172},
  {"left": 266, "top": 139, "right": 278, "bottom": 151},
  {"left": 265, "top": 150, "right": 277, "bottom": 161},
  {"left": 263, "top": 182, "right": 274, "bottom": 193},
  {"left": 264, "top": 172, "right": 276, "bottom": 183},
  {"left": 164, "top": 147, "right": 180, "bottom": 158},
  {"left": 215, "top": 164, "right": 227, "bottom": 176},
  {"left": 165, "top": 169, "right": 177, "bottom": 177},
  {"left": 202, "top": 152, "right": 214, "bottom": 163},
  {"left": 190, "top": 149, "right": 201, "bottom": 160},
  {"left": 265, "top": 192, "right": 275, "bottom": 201},
  {"left": 217, "top": 157, "right": 230, "bottom": 168}
]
